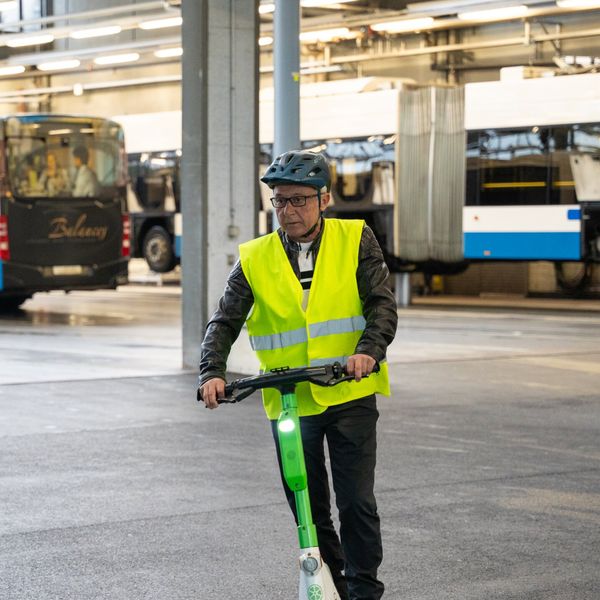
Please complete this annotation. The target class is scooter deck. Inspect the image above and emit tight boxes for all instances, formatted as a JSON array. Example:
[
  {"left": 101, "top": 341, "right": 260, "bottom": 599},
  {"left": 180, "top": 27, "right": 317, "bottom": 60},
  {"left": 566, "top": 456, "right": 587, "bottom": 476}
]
[{"left": 299, "top": 547, "right": 341, "bottom": 600}]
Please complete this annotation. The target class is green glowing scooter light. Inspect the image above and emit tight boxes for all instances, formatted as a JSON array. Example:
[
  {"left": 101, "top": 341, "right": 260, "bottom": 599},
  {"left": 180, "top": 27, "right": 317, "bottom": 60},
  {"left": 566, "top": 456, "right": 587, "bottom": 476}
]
[{"left": 278, "top": 418, "right": 296, "bottom": 433}]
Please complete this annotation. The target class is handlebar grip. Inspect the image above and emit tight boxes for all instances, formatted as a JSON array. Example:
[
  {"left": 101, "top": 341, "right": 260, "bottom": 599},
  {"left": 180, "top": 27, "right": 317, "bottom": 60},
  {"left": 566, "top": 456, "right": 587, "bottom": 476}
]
[
  {"left": 197, "top": 381, "right": 234, "bottom": 404},
  {"left": 341, "top": 360, "right": 380, "bottom": 375}
]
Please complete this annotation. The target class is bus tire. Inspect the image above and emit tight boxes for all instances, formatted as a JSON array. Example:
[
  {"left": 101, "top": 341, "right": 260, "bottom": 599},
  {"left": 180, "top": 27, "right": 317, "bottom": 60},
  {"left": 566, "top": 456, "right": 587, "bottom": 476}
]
[{"left": 143, "top": 226, "right": 176, "bottom": 273}]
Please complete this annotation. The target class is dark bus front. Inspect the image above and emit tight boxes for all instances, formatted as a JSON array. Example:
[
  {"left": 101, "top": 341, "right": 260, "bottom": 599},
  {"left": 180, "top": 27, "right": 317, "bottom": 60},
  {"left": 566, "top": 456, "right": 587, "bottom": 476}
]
[
  {"left": 0, "top": 115, "right": 129, "bottom": 309},
  {"left": 127, "top": 149, "right": 181, "bottom": 273}
]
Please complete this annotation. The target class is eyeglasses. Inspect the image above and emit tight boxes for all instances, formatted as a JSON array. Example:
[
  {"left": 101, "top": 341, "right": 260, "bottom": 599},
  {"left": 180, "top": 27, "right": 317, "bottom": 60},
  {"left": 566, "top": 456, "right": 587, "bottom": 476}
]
[{"left": 270, "top": 194, "right": 318, "bottom": 208}]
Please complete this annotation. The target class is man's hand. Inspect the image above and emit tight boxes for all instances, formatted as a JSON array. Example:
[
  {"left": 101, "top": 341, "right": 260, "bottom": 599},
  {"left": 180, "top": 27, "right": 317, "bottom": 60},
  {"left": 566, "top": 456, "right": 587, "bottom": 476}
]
[
  {"left": 199, "top": 377, "right": 226, "bottom": 409},
  {"left": 345, "top": 354, "right": 376, "bottom": 382}
]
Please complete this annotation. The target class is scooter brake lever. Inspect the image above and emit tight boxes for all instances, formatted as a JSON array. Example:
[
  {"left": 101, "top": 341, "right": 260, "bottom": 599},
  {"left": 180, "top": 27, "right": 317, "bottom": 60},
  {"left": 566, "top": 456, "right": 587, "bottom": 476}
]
[
  {"left": 325, "top": 374, "right": 356, "bottom": 385},
  {"left": 219, "top": 386, "right": 255, "bottom": 404},
  {"left": 323, "top": 361, "right": 381, "bottom": 386},
  {"left": 197, "top": 384, "right": 254, "bottom": 404}
]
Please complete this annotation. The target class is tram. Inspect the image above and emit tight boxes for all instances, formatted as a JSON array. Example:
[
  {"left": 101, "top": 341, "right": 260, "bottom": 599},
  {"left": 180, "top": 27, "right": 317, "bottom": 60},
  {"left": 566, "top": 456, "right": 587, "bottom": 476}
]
[{"left": 115, "top": 72, "right": 600, "bottom": 284}]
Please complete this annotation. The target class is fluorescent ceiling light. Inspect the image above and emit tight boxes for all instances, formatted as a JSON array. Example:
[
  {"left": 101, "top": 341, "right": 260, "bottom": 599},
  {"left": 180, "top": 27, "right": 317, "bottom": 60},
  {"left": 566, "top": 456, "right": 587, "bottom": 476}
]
[
  {"left": 138, "top": 16, "right": 182, "bottom": 30},
  {"left": 70, "top": 25, "right": 122, "bottom": 40},
  {"left": 407, "top": 0, "right": 502, "bottom": 12},
  {"left": 458, "top": 5, "right": 528, "bottom": 20},
  {"left": 37, "top": 59, "right": 81, "bottom": 71},
  {"left": 0, "top": 1, "right": 17, "bottom": 11},
  {"left": 259, "top": 3, "right": 275, "bottom": 13},
  {"left": 300, "top": 64, "right": 343, "bottom": 75},
  {"left": 48, "top": 129, "right": 73, "bottom": 135},
  {"left": 0, "top": 65, "right": 25, "bottom": 76},
  {"left": 556, "top": 0, "right": 600, "bottom": 6},
  {"left": 154, "top": 47, "right": 183, "bottom": 58},
  {"left": 6, "top": 33, "right": 55, "bottom": 48},
  {"left": 259, "top": 36, "right": 273, "bottom": 46},
  {"left": 300, "top": 27, "right": 358, "bottom": 42},
  {"left": 371, "top": 17, "right": 435, "bottom": 33},
  {"left": 94, "top": 52, "right": 140, "bottom": 66},
  {"left": 260, "top": 0, "right": 358, "bottom": 11},
  {"left": 301, "top": 0, "right": 359, "bottom": 6}
]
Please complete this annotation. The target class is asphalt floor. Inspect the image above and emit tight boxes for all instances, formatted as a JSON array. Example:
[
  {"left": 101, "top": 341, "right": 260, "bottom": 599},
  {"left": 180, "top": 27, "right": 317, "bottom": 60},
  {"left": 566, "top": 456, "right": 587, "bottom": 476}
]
[{"left": 1, "top": 288, "right": 599, "bottom": 599}]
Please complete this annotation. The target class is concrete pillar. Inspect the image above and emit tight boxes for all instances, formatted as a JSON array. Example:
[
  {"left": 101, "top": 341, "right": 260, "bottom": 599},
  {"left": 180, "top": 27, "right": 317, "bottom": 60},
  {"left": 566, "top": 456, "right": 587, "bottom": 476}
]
[
  {"left": 395, "top": 272, "right": 411, "bottom": 308},
  {"left": 181, "top": 0, "right": 258, "bottom": 369},
  {"left": 273, "top": 0, "right": 300, "bottom": 158},
  {"left": 270, "top": 0, "right": 300, "bottom": 231}
]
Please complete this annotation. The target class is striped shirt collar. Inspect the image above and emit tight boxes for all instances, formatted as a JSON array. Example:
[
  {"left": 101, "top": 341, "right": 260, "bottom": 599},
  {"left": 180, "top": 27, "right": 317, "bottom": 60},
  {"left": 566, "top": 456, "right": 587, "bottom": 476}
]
[{"left": 279, "top": 216, "right": 324, "bottom": 255}]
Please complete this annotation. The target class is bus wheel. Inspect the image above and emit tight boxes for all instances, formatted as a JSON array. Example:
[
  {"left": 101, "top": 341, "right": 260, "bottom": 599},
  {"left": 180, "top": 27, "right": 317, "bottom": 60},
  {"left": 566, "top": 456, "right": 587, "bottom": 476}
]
[
  {"left": 143, "top": 226, "right": 175, "bottom": 273},
  {"left": 0, "top": 295, "right": 30, "bottom": 312}
]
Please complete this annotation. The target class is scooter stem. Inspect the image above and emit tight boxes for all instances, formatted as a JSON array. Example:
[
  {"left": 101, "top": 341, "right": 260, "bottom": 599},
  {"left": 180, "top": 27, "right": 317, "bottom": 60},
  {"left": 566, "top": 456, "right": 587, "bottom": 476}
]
[
  {"left": 277, "top": 390, "right": 319, "bottom": 549},
  {"left": 278, "top": 389, "right": 342, "bottom": 599}
]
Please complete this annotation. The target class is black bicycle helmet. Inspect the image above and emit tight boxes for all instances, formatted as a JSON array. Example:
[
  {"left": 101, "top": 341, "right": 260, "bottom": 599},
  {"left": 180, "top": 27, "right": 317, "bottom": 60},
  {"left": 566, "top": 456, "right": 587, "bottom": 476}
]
[{"left": 261, "top": 150, "right": 331, "bottom": 191}]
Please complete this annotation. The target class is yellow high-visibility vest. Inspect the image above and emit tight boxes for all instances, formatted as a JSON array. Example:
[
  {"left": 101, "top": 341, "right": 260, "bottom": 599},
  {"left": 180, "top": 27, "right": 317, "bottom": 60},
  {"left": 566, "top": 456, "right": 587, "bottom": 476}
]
[{"left": 239, "top": 218, "right": 390, "bottom": 419}]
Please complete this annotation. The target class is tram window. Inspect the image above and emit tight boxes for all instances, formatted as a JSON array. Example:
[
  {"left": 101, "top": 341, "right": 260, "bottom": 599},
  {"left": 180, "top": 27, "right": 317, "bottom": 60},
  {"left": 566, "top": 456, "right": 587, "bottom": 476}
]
[
  {"left": 549, "top": 126, "right": 576, "bottom": 204},
  {"left": 573, "top": 124, "right": 600, "bottom": 153},
  {"left": 329, "top": 157, "right": 373, "bottom": 203},
  {"left": 571, "top": 124, "right": 600, "bottom": 203},
  {"left": 325, "top": 139, "right": 392, "bottom": 204},
  {"left": 465, "top": 131, "right": 480, "bottom": 206},
  {"left": 477, "top": 127, "right": 549, "bottom": 205}
]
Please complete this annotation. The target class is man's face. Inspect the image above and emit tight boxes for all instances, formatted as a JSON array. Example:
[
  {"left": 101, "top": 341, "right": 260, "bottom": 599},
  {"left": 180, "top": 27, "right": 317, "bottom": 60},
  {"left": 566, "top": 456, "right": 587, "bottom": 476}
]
[{"left": 273, "top": 183, "right": 329, "bottom": 242}]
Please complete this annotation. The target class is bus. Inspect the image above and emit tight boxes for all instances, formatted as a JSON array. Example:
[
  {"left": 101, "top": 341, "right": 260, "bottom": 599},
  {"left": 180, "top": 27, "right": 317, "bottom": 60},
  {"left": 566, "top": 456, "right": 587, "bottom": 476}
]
[
  {"left": 0, "top": 114, "right": 130, "bottom": 310},
  {"left": 113, "top": 111, "right": 181, "bottom": 273},
  {"left": 115, "top": 73, "right": 600, "bottom": 286}
]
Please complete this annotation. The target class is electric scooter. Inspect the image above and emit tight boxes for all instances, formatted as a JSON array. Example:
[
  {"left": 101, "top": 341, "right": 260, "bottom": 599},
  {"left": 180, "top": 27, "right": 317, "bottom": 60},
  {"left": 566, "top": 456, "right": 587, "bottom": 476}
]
[{"left": 199, "top": 362, "right": 376, "bottom": 600}]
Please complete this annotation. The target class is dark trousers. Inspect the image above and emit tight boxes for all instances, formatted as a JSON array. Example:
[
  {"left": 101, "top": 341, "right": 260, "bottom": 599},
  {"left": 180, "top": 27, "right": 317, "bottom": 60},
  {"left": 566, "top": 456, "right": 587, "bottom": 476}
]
[{"left": 271, "top": 395, "right": 384, "bottom": 600}]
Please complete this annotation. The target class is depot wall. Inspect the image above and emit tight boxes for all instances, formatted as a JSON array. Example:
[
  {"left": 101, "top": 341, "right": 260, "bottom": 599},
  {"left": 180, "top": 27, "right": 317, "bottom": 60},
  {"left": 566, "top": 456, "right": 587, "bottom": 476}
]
[{"left": 1, "top": 9, "right": 599, "bottom": 117}]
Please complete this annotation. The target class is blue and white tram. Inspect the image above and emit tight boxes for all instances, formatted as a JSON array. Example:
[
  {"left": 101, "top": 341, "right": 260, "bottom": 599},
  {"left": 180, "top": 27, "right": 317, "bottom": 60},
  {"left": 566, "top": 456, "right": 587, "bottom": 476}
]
[
  {"left": 116, "top": 72, "right": 600, "bottom": 275},
  {"left": 263, "top": 73, "right": 600, "bottom": 267},
  {"left": 463, "top": 73, "right": 600, "bottom": 263}
]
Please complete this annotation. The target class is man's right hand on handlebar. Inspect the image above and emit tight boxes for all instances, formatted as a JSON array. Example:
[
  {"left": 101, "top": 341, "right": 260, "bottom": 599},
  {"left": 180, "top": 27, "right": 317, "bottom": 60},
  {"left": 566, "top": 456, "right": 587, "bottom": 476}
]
[
  {"left": 345, "top": 354, "right": 376, "bottom": 382},
  {"left": 199, "top": 377, "right": 226, "bottom": 409}
]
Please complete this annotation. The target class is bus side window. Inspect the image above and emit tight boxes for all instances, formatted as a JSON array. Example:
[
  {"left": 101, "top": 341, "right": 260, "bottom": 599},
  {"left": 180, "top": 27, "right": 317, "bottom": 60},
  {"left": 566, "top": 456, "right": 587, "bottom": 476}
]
[
  {"left": 127, "top": 154, "right": 143, "bottom": 204},
  {"left": 144, "top": 155, "right": 176, "bottom": 210}
]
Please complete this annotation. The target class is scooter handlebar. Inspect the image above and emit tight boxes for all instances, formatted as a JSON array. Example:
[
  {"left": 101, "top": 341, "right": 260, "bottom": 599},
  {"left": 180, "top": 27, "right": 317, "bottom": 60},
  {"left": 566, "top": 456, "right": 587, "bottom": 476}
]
[{"left": 197, "top": 361, "right": 380, "bottom": 405}]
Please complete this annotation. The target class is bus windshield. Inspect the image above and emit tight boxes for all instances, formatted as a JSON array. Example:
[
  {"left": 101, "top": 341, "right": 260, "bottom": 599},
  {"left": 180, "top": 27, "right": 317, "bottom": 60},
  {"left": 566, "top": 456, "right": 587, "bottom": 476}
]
[{"left": 5, "top": 116, "right": 125, "bottom": 198}]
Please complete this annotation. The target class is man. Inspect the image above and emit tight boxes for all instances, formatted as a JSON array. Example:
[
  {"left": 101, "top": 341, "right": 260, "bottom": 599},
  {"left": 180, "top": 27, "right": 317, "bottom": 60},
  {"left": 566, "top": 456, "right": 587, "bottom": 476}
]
[
  {"left": 199, "top": 150, "right": 397, "bottom": 600},
  {"left": 39, "top": 152, "right": 69, "bottom": 196},
  {"left": 72, "top": 146, "right": 99, "bottom": 197}
]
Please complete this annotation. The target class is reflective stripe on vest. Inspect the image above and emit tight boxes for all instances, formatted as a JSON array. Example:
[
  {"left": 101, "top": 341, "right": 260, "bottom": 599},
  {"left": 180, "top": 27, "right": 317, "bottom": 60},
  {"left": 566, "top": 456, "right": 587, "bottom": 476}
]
[
  {"left": 309, "top": 356, "right": 349, "bottom": 367},
  {"left": 249, "top": 327, "right": 307, "bottom": 351},
  {"left": 250, "top": 315, "right": 366, "bottom": 351},
  {"left": 309, "top": 315, "right": 366, "bottom": 338}
]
